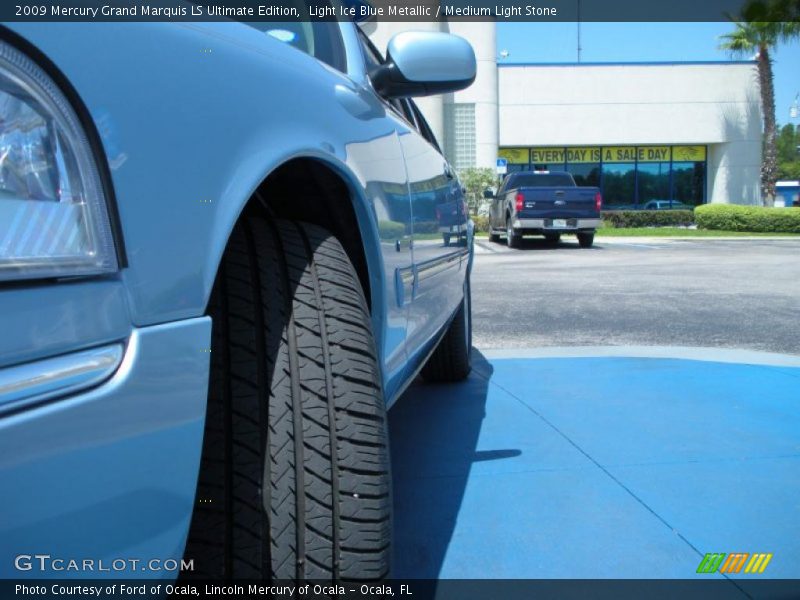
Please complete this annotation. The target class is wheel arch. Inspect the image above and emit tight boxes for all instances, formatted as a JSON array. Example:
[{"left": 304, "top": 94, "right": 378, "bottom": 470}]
[
  {"left": 204, "top": 151, "right": 387, "bottom": 354},
  {"left": 206, "top": 152, "right": 387, "bottom": 341}
]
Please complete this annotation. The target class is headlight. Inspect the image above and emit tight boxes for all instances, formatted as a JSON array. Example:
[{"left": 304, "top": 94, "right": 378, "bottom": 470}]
[{"left": 0, "top": 40, "right": 117, "bottom": 282}]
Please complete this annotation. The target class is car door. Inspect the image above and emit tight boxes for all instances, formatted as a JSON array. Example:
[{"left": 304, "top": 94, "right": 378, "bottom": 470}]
[
  {"left": 490, "top": 175, "right": 509, "bottom": 229},
  {"left": 348, "top": 28, "right": 415, "bottom": 401},
  {"left": 399, "top": 100, "right": 469, "bottom": 360}
]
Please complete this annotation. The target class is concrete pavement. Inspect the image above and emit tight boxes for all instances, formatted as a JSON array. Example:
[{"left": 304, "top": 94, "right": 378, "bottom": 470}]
[{"left": 471, "top": 238, "right": 800, "bottom": 354}]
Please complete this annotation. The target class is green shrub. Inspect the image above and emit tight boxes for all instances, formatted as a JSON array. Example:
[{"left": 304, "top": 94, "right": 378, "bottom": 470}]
[
  {"left": 472, "top": 215, "right": 490, "bottom": 233},
  {"left": 377, "top": 220, "right": 406, "bottom": 240},
  {"left": 601, "top": 209, "right": 695, "bottom": 228},
  {"left": 412, "top": 220, "right": 439, "bottom": 234},
  {"left": 695, "top": 204, "right": 800, "bottom": 233},
  {"left": 460, "top": 167, "right": 499, "bottom": 215}
]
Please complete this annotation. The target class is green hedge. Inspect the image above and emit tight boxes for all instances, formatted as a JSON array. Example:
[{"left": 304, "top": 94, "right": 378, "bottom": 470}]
[
  {"left": 412, "top": 220, "right": 439, "bottom": 234},
  {"left": 601, "top": 210, "right": 695, "bottom": 228},
  {"left": 695, "top": 204, "right": 800, "bottom": 233},
  {"left": 472, "top": 215, "right": 490, "bottom": 233},
  {"left": 377, "top": 220, "right": 406, "bottom": 240}
]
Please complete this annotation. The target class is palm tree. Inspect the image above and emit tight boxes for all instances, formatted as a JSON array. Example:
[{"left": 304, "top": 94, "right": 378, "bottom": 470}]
[
  {"left": 720, "top": 2, "right": 800, "bottom": 205},
  {"left": 720, "top": 21, "right": 782, "bottom": 205}
]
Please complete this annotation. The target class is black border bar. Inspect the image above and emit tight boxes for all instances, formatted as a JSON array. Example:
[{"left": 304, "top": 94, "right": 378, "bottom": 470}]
[
  {"left": 3, "top": 579, "right": 800, "bottom": 600},
  {"left": 1, "top": 0, "right": 793, "bottom": 22}
]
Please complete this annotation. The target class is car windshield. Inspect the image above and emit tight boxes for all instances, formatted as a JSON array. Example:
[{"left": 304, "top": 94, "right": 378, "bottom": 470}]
[{"left": 511, "top": 173, "right": 575, "bottom": 187}]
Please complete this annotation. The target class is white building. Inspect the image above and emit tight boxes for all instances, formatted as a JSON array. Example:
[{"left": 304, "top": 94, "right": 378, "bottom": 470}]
[{"left": 367, "top": 22, "right": 763, "bottom": 207}]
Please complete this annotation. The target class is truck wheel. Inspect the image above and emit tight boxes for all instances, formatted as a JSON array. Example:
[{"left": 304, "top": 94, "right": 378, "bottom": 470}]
[
  {"left": 489, "top": 231, "right": 501, "bottom": 243},
  {"left": 577, "top": 232, "right": 595, "bottom": 248},
  {"left": 421, "top": 278, "right": 472, "bottom": 382},
  {"left": 544, "top": 233, "right": 561, "bottom": 244},
  {"left": 443, "top": 233, "right": 451, "bottom": 246},
  {"left": 506, "top": 222, "right": 520, "bottom": 248},
  {"left": 184, "top": 216, "right": 390, "bottom": 581}
]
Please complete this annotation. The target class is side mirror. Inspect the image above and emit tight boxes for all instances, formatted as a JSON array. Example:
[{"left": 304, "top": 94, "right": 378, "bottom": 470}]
[
  {"left": 483, "top": 188, "right": 495, "bottom": 199},
  {"left": 371, "top": 32, "right": 476, "bottom": 99}
]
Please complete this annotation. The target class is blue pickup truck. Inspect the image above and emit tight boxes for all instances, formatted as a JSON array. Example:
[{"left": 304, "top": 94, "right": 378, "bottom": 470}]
[
  {"left": 0, "top": 18, "right": 475, "bottom": 581},
  {"left": 488, "top": 171, "right": 602, "bottom": 248}
]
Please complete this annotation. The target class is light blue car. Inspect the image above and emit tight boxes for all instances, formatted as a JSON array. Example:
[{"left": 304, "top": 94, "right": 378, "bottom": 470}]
[{"left": 0, "top": 15, "right": 475, "bottom": 581}]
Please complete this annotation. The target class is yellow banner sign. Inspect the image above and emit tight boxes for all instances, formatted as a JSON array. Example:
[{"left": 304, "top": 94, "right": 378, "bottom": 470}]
[
  {"left": 565, "top": 147, "right": 601, "bottom": 163},
  {"left": 531, "top": 147, "right": 565, "bottom": 164},
  {"left": 498, "top": 148, "right": 530, "bottom": 164},
  {"left": 672, "top": 145, "right": 707, "bottom": 162},
  {"left": 637, "top": 146, "right": 671, "bottom": 162},
  {"left": 602, "top": 146, "right": 638, "bottom": 163},
  {"left": 501, "top": 145, "right": 706, "bottom": 166}
]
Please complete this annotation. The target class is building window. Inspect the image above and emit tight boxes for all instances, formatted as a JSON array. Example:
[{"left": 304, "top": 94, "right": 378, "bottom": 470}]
[
  {"left": 444, "top": 103, "right": 476, "bottom": 171},
  {"left": 672, "top": 162, "right": 705, "bottom": 206},
  {"left": 637, "top": 162, "right": 671, "bottom": 206},
  {"left": 498, "top": 145, "right": 707, "bottom": 207},
  {"left": 601, "top": 163, "right": 637, "bottom": 209},
  {"left": 566, "top": 163, "right": 601, "bottom": 187}
]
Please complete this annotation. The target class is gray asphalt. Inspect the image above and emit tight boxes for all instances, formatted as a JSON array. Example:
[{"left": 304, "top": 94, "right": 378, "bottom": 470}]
[{"left": 471, "top": 236, "right": 800, "bottom": 354}]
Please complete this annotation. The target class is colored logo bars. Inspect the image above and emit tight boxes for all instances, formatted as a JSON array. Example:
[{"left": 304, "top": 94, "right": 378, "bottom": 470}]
[{"left": 696, "top": 553, "right": 773, "bottom": 574}]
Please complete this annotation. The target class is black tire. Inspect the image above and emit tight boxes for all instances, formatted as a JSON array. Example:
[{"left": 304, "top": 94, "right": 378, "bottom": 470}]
[
  {"left": 488, "top": 231, "right": 501, "bottom": 243},
  {"left": 443, "top": 233, "right": 451, "bottom": 246},
  {"left": 506, "top": 221, "right": 520, "bottom": 249},
  {"left": 184, "top": 215, "right": 390, "bottom": 581},
  {"left": 421, "top": 278, "right": 472, "bottom": 382},
  {"left": 544, "top": 233, "right": 561, "bottom": 244},
  {"left": 577, "top": 232, "right": 595, "bottom": 248}
]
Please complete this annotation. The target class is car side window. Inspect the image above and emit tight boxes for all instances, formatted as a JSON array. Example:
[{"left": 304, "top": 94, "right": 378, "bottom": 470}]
[
  {"left": 357, "top": 27, "right": 384, "bottom": 74},
  {"left": 246, "top": 2, "right": 346, "bottom": 71},
  {"left": 356, "top": 30, "right": 419, "bottom": 128},
  {"left": 408, "top": 100, "right": 442, "bottom": 153},
  {"left": 497, "top": 175, "right": 510, "bottom": 196},
  {"left": 397, "top": 99, "right": 419, "bottom": 128}
]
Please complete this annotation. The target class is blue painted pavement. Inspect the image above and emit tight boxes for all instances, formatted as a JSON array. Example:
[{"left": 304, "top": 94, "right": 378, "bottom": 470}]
[{"left": 389, "top": 350, "right": 800, "bottom": 583}]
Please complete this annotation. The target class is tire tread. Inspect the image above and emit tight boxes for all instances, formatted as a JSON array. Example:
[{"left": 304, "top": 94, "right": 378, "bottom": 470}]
[{"left": 184, "top": 216, "right": 390, "bottom": 581}]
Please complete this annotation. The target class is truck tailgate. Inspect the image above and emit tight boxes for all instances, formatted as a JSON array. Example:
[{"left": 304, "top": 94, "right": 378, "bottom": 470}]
[{"left": 517, "top": 187, "right": 599, "bottom": 219}]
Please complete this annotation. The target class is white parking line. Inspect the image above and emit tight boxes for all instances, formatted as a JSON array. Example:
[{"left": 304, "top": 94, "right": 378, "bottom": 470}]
[{"left": 611, "top": 243, "right": 666, "bottom": 250}]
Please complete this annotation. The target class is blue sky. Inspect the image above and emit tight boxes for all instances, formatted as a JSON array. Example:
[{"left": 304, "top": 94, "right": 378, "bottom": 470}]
[{"left": 498, "top": 22, "right": 800, "bottom": 127}]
